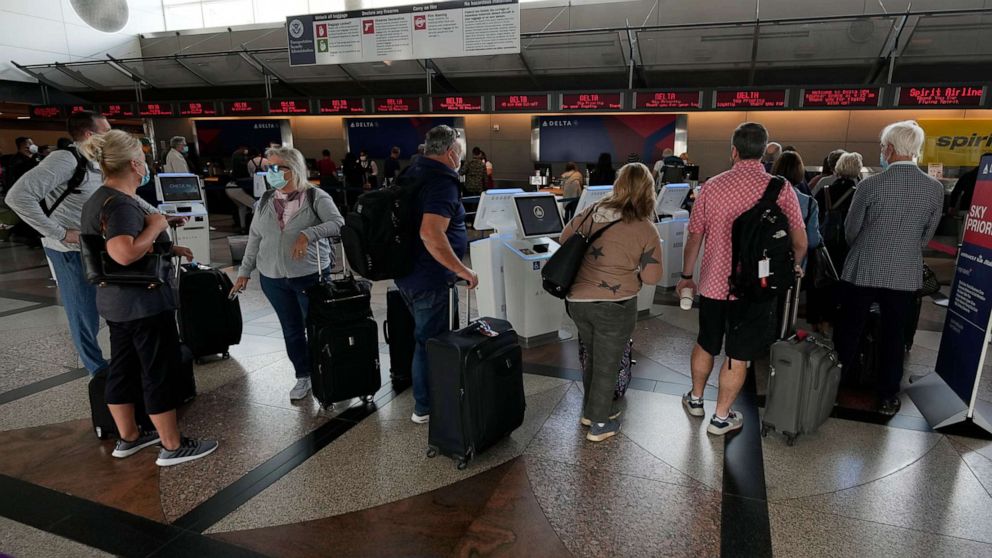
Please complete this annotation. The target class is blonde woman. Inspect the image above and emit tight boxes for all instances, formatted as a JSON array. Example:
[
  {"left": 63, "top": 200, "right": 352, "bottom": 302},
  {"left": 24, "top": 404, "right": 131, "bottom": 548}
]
[
  {"left": 561, "top": 163, "right": 663, "bottom": 442},
  {"left": 79, "top": 130, "right": 217, "bottom": 467},
  {"left": 232, "top": 147, "right": 344, "bottom": 401}
]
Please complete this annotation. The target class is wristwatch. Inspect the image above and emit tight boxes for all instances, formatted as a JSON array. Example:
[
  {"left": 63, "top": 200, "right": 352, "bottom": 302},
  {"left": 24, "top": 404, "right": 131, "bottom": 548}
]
[{"left": 680, "top": 273, "right": 693, "bottom": 280}]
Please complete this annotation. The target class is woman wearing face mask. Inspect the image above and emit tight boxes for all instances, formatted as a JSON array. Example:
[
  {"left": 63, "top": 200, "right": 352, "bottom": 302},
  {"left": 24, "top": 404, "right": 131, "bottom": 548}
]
[
  {"left": 164, "top": 136, "right": 191, "bottom": 173},
  {"left": 231, "top": 147, "right": 345, "bottom": 401},
  {"left": 358, "top": 149, "right": 378, "bottom": 190},
  {"left": 78, "top": 130, "right": 217, "bottom": 467}
]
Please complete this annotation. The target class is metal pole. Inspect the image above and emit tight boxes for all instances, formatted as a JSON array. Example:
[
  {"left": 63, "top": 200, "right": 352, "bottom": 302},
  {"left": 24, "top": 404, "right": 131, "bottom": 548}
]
[{"left": 426, "top": 60, "right": 432, "bottom": 95}]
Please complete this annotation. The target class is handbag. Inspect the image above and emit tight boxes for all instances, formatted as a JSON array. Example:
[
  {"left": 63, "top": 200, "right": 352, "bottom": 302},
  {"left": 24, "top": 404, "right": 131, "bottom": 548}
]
[
  {"left": 79, "top": 195, "right": 172, "bottom": 288},
  {"left": 917, "top": 264, "right": 940, "bottom": 298},
  {"left": 541, "top": 205, "right": 620, "bottom": 299},
  {"left": 812, "top": 244, "right": 839, "bottom": 288}
]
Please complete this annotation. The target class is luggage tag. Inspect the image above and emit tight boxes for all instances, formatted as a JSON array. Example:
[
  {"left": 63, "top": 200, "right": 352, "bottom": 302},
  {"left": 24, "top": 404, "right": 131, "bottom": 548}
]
[
  {"left": 758, "top": 258, "right": 771, "bottom": 279},
  {"left": 474, "top": 320, "right": 499, "bottom": 338}
]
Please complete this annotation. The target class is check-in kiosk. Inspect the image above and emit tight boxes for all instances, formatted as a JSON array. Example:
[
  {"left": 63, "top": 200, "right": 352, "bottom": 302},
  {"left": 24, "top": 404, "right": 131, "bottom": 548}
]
[
  {"left": 155, "top": 173, "right": 211, "bottom": 264},
  {"left": 656, "top": 183, "right": 691, "bottom": 288},
  {"left": 502, "top": 193, "right": 565, "bottom": 342},
  {"left": 470, "top": 189, "right": 525, "bottom": 319}
]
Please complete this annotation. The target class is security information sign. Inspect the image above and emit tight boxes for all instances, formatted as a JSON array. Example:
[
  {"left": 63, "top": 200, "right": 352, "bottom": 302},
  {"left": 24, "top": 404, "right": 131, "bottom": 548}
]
[
  {"left": 935, "top": 154, "right": 992, "bottom": 409},
  {"left": 286, "top": 0, "right": 519, "bottom": 66}
]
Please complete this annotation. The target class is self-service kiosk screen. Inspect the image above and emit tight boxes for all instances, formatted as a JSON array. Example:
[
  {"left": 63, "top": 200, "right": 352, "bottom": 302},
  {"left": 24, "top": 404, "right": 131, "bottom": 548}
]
[
  {"left": 159, "top": 176, "right": 202, "bottom": 202},
  {"left": 515, "top": 196, "right": 563, "bottom": 239}
]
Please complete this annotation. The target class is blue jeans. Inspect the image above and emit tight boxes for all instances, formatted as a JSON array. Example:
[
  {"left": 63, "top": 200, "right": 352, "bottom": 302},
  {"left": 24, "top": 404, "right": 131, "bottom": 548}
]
[
  {"left": 45, "top": 248, "right": 108, "bottom": 375},
  {"left": 398, "top": 286, "right": 454, "bottom": 416},
  {"left": 260, "top": 270, "right": 327, "bottom": 379}
]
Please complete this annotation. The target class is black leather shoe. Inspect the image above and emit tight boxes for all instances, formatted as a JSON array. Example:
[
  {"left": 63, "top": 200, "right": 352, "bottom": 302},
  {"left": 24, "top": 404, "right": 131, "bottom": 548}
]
[{"left": 879, "top": 397, "right": 902, "bottom": 416}]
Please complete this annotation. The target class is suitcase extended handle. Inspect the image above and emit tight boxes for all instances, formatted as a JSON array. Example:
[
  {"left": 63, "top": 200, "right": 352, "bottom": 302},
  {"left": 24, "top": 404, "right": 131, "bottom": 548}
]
[
  {"left": 315, "top": 235, "right": 347, "bottom": 283},
  {"left": 449, "top": 279, "right": 472, "bottom": 331}
]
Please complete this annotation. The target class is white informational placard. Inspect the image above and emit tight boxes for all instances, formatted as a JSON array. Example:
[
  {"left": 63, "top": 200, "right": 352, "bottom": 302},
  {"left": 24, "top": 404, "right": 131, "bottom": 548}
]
[{"left": 287, "top": 0, "right": 520, "bottom": 67}]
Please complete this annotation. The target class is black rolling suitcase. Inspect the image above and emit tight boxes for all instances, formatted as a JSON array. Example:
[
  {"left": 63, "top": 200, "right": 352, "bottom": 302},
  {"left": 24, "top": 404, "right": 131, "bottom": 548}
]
[
  {"left": 306, "top": 252, "right": 381, "bottom": 408},
  {"left": 384, "top": 287, "right": 415, "bottom": 388},
  {"left": 426, "top": 284, "right": 526, "bottom": 469},
  {"left": 178, "top": 264, "right": 242, "bottom": 362}
]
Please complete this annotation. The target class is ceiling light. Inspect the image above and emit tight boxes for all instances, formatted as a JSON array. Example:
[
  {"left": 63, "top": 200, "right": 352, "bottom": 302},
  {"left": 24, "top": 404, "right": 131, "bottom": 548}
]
[{"left": 17, "top": 116, "right": 30, "bottom": 119}]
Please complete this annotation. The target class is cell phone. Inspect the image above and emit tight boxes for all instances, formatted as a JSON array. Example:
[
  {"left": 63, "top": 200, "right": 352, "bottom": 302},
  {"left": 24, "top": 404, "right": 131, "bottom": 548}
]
[{"left": 228, "top": 290, "right": 242, "bottom": 301}]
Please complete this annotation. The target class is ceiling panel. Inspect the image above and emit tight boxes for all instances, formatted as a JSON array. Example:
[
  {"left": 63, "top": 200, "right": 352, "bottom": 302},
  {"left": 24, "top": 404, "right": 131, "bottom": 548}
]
[
  {"left": 900, "top": 12, "right": 992, "bottom": 61},
  {"left": 521, "top": 32, "right": 627, "bottom": 74},
  {"left": 754, "top": 17, "right": 895, "bottom": 66},
  {"left": 127, "top": 58, "right": 213, "bottom": 87},
  {"left": 638, "top": 25, "right": 756, "bottom": 69},
  {"left": 256, "top": 52, "right": 352, "bottom": 81},
  {"left": 431, "top": 54, "right": 528, "bottom": 77},
  {"left": 71, "top": 63, "right": 138, "bottom": 89}
]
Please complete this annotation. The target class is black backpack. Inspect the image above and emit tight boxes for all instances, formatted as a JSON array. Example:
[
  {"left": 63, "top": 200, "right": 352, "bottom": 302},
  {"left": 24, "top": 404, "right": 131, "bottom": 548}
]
[
  {"left": 341, "top": 175, "right": 423, "bottom": 281},
  {"left": 728, "top": 176, "right": 796, "bottom": 301},
  {"left": 40, "top": 146, "right": 88, "bottom": 217}
]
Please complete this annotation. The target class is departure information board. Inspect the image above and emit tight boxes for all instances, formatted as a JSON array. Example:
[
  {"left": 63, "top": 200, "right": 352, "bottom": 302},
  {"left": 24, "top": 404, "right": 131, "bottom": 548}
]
[
  {"left": 801, "top": 88, "right": 881, "bottom": 108},
  {"left": 267, "top": 99, "right": 311, "bottom": 115},
  {"left": 897, "top": 86, "right": 985, "bottom": 107},
  {"left": 100, "top": 103, "right": 137, "bottom": 118},
  {"left": 635, "top": 90, "right": 702, "bottom": 110},
  {"left": 373, "top": 97, "right": 421, "bottom": 113},
  {"left": 67, "top": 104, "right": 95, "bottom": 114},
  {"left": 178, "top": 101, "right": 219, "bottom": 116},
  {"left": 317, "top": 98, "right": 366, "bottom": 114},
  {"left": 560, "top": 92, "right": 623, "bottom": 111},
  {"left": 714, "top": 89, "right": 787, "bottom": 109},
  {"left": 138, "top": 102, "right": 176, "bottom": 117},
  {"left": 431, "top": 95, "right": 484, "bottom": 112},
  {"left": 492, "top": 94, "right": 548, "bottom": 112},
  {"left": 30, "top": 106, "right": 64, "bottom": 120},
  {"left": 224, "top": 100, "right": 266, "bottom": 116}
]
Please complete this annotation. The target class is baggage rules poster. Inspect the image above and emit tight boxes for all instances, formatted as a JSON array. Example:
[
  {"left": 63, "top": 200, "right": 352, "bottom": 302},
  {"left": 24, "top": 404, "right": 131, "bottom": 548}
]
[
  {"left": 286, "top": 0, "right": 520, "bottom": 66},
  {"left": 936, "top": 154, "right": 992, "bottom": 406}
]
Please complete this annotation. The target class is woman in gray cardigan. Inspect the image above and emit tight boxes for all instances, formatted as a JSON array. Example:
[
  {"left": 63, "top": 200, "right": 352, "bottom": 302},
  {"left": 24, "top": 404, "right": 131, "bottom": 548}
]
[{"left": 231, "top": 147, "right": 344, "bottom": 401}]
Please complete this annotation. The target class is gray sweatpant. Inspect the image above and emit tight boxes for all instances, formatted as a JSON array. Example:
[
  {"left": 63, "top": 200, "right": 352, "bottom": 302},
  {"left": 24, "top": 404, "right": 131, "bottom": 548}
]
[{"left": 568, "top": 298, "right": 637, "bottom": 423}]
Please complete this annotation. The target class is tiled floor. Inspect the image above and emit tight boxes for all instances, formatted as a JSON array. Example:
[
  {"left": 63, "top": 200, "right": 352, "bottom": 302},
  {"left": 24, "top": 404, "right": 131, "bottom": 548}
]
[{"left": 1, "top": 232, "right": 991, "bottom": 558}]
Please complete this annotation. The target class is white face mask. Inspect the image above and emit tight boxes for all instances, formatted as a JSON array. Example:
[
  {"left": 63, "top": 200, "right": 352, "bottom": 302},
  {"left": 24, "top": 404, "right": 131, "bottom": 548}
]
[
  {"left": 360, "top": 156, "right": 367, "bottom": 162},
  {"left": 28, "top": 144, "right": 38, "bottom": 154}
]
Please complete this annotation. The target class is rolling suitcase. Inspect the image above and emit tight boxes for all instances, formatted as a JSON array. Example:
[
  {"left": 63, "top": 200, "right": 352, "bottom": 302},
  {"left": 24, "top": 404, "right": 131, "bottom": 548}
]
[
  {"left": 578, "top": 338, "right": 635, "bottom": 400},
  {"left": 306, "top": 250, "right": 381, "bottom": 408},
  {"left": 426, "top": 284, "right": 526, "bottom": 469},
  {"left": 762, "top": 280, "right": 842, "bottom": 446},
  {"left": 178, "top": 264, "right": 243, "bottom": 362},
  {"left": 384, "top": 287, "right": 415, "bottom": 388}
]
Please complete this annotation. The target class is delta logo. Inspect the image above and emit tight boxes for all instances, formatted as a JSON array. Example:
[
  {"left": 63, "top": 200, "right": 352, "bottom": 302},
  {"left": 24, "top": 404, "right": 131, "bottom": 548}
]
[
  {"left": 935, "top": 133, "right": 992, "bottom": 150},
  {"left": 542, "top": 120, "right": 579, "bottom": 127},
  {"left": 350, "top": 121, "right": 378, "bottom": 128}
]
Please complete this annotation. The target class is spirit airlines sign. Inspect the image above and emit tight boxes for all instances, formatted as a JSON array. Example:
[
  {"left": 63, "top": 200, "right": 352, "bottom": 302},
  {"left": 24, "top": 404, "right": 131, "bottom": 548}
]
[
  {"left": 286, "top": 0, "right": 520, "bottom": 66},
  {"left": 920, "top": 119, "right": 992, "bottom": 167}
]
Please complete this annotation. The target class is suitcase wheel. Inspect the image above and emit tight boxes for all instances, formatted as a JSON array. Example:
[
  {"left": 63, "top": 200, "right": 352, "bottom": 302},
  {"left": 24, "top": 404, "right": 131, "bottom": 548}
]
[
  {"left": 785, "top": 433, "right": 798, "bottom": 447},
  {"left": 456, "top": 459, "right": 468, "bottom": 471},
  {"left": 361, "top": 395, "right": 374, "bottom": 404},
  {"left": 427, "top": 447, "right": 438, "bottom": 458},
  {"left": 195, "top": 358, "right": 205, "bottom": 365},
  {"left": 94, "top": 426, "right": 107, "bottom": 440},
  {"left": 760, "top": 424, "right": 770, "bottom": 438},
  {"left": 222, "top": 352, "right": 231, "bottom": 360}
]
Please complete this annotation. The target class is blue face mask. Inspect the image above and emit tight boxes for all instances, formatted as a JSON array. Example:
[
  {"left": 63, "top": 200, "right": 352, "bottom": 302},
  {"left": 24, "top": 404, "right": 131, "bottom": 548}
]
[
  {"left": 266, "top": 166, "right": 288, "bottom": 190},
  {"left": 139, "top": 162, "right": 151, "bottom": 187},
  {"left": 879, "top": 151, "right": 889, "bottom": 170}
]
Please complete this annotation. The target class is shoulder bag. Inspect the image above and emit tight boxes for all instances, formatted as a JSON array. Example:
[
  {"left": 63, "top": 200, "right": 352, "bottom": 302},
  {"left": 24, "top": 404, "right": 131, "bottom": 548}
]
[
  {"left": 80, "top": 195, "right": 172, "bottom": 288},
  {"left": 541, "top": 206, "right": 620, "bottom": 299}
]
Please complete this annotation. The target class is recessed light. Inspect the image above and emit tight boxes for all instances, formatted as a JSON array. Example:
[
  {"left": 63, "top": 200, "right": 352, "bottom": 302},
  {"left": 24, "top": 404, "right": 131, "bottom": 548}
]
[{"left": 17, "top": 116, "right": 30, "bottom": 119}]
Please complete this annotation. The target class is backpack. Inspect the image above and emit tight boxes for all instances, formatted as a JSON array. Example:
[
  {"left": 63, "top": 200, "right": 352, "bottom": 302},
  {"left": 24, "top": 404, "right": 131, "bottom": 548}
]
[
  {"left": 728, "top": 176, "right": 796, "bottom": 301},
  {"left": 464, "top": 159, "right": 487, "bottom": 194},
  {"left": 40, "top": 146, "right": 88, "bottom": 217},
  {"left": 341, "top": 174, "right": 423, "bottom": 281}
]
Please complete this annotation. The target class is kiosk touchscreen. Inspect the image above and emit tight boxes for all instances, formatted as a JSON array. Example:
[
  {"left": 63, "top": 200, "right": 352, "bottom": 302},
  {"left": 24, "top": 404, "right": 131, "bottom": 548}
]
[
  {"left": 471, "top": 189, "right": 525, "bottom": 319},
  {"left": 575, "top": 185, "right": 614, "bottom": 214},
  {"left": 656, "top": 183, "right": 691, "bottom": 288},
  {"left": 155, "top": 173, "right": 211, "bottom": 264}
]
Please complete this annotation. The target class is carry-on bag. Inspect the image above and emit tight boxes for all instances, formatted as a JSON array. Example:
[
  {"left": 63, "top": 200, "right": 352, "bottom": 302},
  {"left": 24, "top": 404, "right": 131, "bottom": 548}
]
[
  {"left": 384, "top": 287, "right": 415, "bottom": 387},
  {"left": 178, "top": 264, "right": 243, "bottom": 362},
  {"left": 578, "top": 338, "right": 635, "bottom": 400},
  {"left": 541, "top": 206, "right": 619, "bottom": 299},
  {"left": 426, "top": 283, "right": 526, "bottom": 469},
  {"left": 306, "top": 247, "right": 381, "bottom": 408}
]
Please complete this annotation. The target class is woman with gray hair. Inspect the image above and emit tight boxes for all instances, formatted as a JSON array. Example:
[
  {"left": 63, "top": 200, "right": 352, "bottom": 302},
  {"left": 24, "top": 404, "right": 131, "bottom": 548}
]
[
  {"left": 163, "top": 136, "right": 190, "bottom": 173},
  {"left": 231, "top": 146, "right": 345, "bottom": 401},
  {"left": 835, "top": 121, "right": 943, "bottom": 415}
]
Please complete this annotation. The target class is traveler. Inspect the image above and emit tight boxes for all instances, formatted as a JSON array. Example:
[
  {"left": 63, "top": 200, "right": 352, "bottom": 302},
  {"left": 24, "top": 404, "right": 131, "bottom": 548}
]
[
  {"left": 677, "top": 123, "right": 807, "bottom": 435},
  {"left": 835, "top": 121, "right": 942, "bottom": 416},
  {"left": 317, "top": 149, "right": 337, "bottom": 178},
  {"left": 561, "top": 162, "right": 585, "bottom": 199},
  {"left": 762, "top": 141, "right": 782, "bottom": 172},
  {"left": 383, "top": 146, "right": 401, "bottom": 186},
  {"left": 163, "top": 136, "right": 190, "bottom": 173},
  {"left": 78, "top": 130, "right": 217, "bottom": 466},
  {"left": 231, "top": 146, "right": 250, "bottom": 180},
  {"left": 342, "top": 152, "right": 363, "bottom": 190},
  {"left": 563, "top": 162, "right": 663, "bottom": 442},
  {"left": 358, "top": 149, "right": 378, "bottom": 189},
  {"left": 480, "top": 150, "right": 494, "bottom": 188},
  {"left": 809, "top": 149, "right": 846, "bottom": 197},
  {"left": 589, "top": 153, "right": 616, "bottom": 186},
  {"left": 6, "top": 137, "right": 40, "bottom": 187},
  {"left": 463, "top": 147, "right": 488, "bottom": 194},
  {"left": 394, "top": 125, "right": 476, "bottom": 425},
  {"left": 772, "top": 151, "right": 816, "bottom": 215},
  {"left": 409, "top": 143, "right": 426, "bottom": 167},
  {"left": 653, "top": 148, "right": 684, "bottom": 180},
  {"left": 37, "top": 145, "right": 53, "bottom": 159},
  {"left": 247, "top": 148, "right": 270, "bottom": 175},
  {"left": 232, "top": 147, "right": 345, "bottom": 401}
]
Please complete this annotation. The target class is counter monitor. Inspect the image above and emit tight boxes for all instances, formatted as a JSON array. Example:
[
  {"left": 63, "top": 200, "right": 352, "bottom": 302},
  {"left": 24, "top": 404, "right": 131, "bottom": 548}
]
[
  {"left": 801, "top": 88, "right": 881, "bottom": 108},
  {"left": 714, "top": 89, "right": 787, "bottom": 109},
  {"left": 373, "top": 97, "right": 421, "bottom": 113},
  {"left": 179, "top": 101, "right": 219, "bottom": 116},
  {"left": 318, "top": 98, "right": 366, "bottom": 114},
  {"left": 897, "top": 86, "right": 985, "bottom": 107},
  {"left": 224, "top": 100, "right": 266, "bottom": 116},
  {"left": 156, "top": 173, "right": 204, "bottom": 204},
  {"left": 575, "top": 185, "right": 613, "bottom": 214},
  {"left": 138, "top": 102, "right": 176, "bottom": 117},
  {"left": 493, "top": 95, "right": 549, "bottom": 112},
  {"left": 30, "top": 106, "right": 65, "bottom": 120},
  {"left": 268, "top": 99, "right": 311, "bottom": 115},
  {"left": 513, "top": 194, "right": 564, "bottom": 240},
  {"left": 635, "top": 91, "right": 702, "bottom": 110},
  {"left": 67, "top": 104, "right": 95, "bottom": 114},
  {"left": 100, "top": 103, "right": 137, "bottom": 118},
  {"left": 560, "top": 93, "right": 623, "bottom": 111},
  {"left": 431, "top": 96, "right": 484, "bottom": 112}
]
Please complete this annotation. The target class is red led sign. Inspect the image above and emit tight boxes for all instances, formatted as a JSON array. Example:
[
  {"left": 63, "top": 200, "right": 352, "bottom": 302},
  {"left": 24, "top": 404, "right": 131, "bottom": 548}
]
[
  {"left": 897, "top": 86, "right": 985, "bottom": 107},
  {"left": 67, "top": 104, "right": 95, "bottom": 114},
  {"left": 100, "top": 103, "right": 137, "bottom": 118},
  {"left": 268, "top": 99, "right": 311, "bottom": 115},
  {"left": 802, "top": 88, "right": 880, "bottom": 108},
  {"left": 493, "top": 95, "right": 549, "bottom": 112},
  {"left": 317, "top": 98, "right": 365, "bottom": 114},
  {"left": 635, "top": 91, "right": 702, "bottom": 110},
  {"left": 138, "top": 102, "right": 176, "bottom": 117},
  {"left": 373, "top": 97, "right": 420, "bottom": 113},
  {"left": 224, "top": 100, "right": 266, "bottom": 116},
  {"left": 30, "top": 105, "right": 65, "bottom": 120},
  {"left": 560, "top": 93, "right": 623, "bottom": 111},
  {"left": 714, "top": 90, "right": 787, "bottom": 109},
  {"left": 431, "top": 96, "right": 484, "bottom": 112},
  {"left": 179, "top": 101, "right": 218, "bottom": 116}
]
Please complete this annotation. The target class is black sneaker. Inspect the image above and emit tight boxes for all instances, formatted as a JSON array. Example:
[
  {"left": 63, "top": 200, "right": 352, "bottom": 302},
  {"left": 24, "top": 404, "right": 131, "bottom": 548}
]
[
  {"left": 682, "top": 392, "right": 705, "bottom": 417},
  {"left": 879, "top": 397, "right": 902, "bottom": 416},
  {"left": 112, "top": 430, "right": 161, "bottom": 458},
  {"left": 156, "top": 436, "right": 218, "bottom": 467}
]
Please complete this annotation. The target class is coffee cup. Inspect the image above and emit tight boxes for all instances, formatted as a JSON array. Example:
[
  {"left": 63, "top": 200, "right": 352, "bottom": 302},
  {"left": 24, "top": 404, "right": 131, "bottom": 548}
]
[{"left": 679, "top": 287, "right": 693, "bottom": 310}]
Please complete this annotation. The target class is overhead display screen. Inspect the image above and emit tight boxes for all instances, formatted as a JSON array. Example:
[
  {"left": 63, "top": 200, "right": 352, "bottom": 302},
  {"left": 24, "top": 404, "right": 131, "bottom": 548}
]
[
  {"left": 179, "top": 101, "right": 219, "bottom": 116},
  {"left": 138, "top": 102, "right": 176, "bottom": 117},
  {"left": 801, "top": 88, "right": 881, "bottom": 108},
  {"left": 635, "top": 91, "right": 702, "bottom": 110},
  {"left": 493, "top": 94, "right": 548, "bottom": 112},
  {"left": 560, "top": 93, "right": 623, "bottom": 111},
  {"left": 224, "top": 100, "right": 266, "bottom": 116},
  {"left": 100, "top": 103, "right": 137, "bottom": 118},
  {"left": 897, "top": 86, "right": 985, "bottom": 107},
  {"left": 267, "top": 99, "right": 311, "bottom": 115},
  {"left": 67, "top": 104, "right": 95, "bottom": 114},
  {"left": 373, "top": 97, "right": 421, "bottom": 113},
  {"left": 538, "top": 115, "right": 677, "bottom": 164},
  {"left": 317, "top": 98, "right": 366, "bottom": 114},
  {"left": 30, "top": 105, "right": 64, "bottom": 120},
  {"left": 714, "top": 89, "right": 788, "bottom": 109},
  {"left": 431, "top": 96, "right": 484, "bottom": 112}
]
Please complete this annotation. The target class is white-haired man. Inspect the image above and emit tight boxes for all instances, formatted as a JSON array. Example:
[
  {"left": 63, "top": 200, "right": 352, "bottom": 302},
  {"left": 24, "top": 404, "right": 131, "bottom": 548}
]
[
  {"left": 835, "top": 120, "right": 943, "bottom": 415},
  {"left": 164, "top": 136, "right": 190, "bottom": 173}
]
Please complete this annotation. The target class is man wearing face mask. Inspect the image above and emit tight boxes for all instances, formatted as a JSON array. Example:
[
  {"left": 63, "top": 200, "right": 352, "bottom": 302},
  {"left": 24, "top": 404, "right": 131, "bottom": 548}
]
[
  {"left": 6, "top": 137, "right": 40, "bottom": 187},
  {"left": 394, "top": 125, "right": 476, "bottom": 424},
  {"left": 164, "top": 136, "right": 191, "bottom": 174}
]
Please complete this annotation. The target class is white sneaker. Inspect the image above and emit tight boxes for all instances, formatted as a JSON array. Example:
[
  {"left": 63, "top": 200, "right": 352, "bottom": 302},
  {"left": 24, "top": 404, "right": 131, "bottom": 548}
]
[
  {"left": 290, "top": 377, "right": 312, "bottom": 401},
  {"left": 411, "top": 412, "right": 429, "bottom": 424}
]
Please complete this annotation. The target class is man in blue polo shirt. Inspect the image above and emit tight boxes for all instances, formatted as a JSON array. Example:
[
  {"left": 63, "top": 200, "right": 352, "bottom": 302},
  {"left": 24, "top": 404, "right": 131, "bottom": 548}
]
[{"left": 395, "top": 125, "right": 477, "bottom": 424}]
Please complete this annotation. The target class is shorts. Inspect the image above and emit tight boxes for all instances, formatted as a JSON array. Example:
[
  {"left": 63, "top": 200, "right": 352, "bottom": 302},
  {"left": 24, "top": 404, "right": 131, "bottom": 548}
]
[
  {"left": 106, "top": 311, "right": 183, "bottom": 415},
  {"left": 697, "top": 296, "right": 776, "bottom": 362}
]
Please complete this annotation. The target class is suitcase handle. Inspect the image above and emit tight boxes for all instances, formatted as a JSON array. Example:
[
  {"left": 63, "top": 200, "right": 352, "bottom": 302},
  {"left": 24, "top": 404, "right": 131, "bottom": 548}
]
[
  {"left": 315, "top": 235, "right": 347, "bottom": 283},
  {"left": 383, "top": 319, "right": 390, "bottom": 343},
  {"left": 449, "top": 280, "right": 472, "bottom": 331}
]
